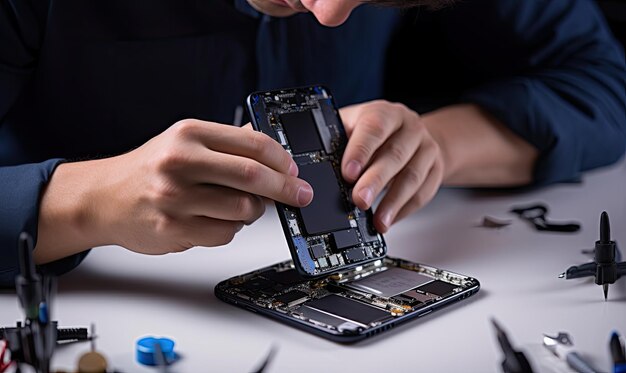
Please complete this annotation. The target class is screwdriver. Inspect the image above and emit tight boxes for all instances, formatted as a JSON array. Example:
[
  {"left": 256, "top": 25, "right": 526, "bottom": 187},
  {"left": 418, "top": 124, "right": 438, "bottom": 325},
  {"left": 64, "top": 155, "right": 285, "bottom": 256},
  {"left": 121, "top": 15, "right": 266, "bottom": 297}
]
[{"left": 491, "top": 318, "right": 534, "bottom": 373}]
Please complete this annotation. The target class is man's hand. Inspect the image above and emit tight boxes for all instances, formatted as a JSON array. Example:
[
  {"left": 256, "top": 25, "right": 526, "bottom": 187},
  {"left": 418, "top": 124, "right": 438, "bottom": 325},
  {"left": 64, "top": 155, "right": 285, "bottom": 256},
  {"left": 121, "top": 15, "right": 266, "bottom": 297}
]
[
  {"left": 340, "top": 100, "right": 445, "bottom": 233},
  {"left": 34, "top": 119, "right": 313, "bottom": 263}
]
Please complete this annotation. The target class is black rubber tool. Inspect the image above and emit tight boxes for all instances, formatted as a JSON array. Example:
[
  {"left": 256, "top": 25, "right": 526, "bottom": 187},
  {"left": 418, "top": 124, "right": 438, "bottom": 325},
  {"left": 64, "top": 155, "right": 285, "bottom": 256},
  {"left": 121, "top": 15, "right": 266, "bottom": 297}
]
[{"left": 510, "top": 203, "right": 580, "bottom": 233}]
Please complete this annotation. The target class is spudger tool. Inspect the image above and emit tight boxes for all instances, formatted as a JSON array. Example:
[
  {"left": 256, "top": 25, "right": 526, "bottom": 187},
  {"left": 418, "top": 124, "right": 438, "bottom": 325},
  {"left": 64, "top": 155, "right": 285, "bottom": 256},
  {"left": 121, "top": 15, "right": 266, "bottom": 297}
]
[
  {"left": 491, "top": 318, "right": 534, "bottom": 373},
  {"left": 559, "top": 211, "right": 626, "bottom": 300},
  {"left": 542, "top": 332, "right": 599, "bottom": 373}
]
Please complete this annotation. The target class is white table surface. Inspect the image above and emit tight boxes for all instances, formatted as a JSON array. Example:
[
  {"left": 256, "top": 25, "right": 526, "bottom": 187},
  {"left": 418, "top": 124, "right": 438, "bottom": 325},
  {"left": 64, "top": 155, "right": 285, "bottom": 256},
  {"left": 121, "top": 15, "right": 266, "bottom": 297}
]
[{"left": 2, "top": 159, "right": 625, "bottom": 373}]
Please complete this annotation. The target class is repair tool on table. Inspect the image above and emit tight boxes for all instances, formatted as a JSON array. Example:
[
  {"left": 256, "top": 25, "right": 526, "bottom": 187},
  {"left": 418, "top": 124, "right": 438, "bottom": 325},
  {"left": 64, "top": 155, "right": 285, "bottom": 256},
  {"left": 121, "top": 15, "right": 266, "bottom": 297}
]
[
  {"left": 491, "top": 318, "right": 534, "bottom": 373},
  {"left": 611, "top": 331, "right": 626, "bottom": 373},
  {"left": 0, "top": 232, "right": 90, "bottom": 373},
  {"left": 559, "top": 211, "right": 626, "bottom": 300},
  {"left": 478, "top": 216, "right": 513, "bottom": 229},
  {"left": 542, "top": 332, "right": 599, "bottom": 373},
  {"left": 510, "top": 203, "right": 580, "bottom": 233}
]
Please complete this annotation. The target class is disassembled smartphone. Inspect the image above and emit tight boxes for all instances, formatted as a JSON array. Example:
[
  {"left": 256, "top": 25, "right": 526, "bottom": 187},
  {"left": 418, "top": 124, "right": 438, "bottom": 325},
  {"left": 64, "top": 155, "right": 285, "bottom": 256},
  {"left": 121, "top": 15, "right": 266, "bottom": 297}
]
[
  {"left": 246, "top": 85, "right": 385, "bottom": 277},
  {"left": 215, "top": 85, "right": 480, "bottom": 343},
  {"left": 216, "top": 257, "right": 480, "bottom": 343}
]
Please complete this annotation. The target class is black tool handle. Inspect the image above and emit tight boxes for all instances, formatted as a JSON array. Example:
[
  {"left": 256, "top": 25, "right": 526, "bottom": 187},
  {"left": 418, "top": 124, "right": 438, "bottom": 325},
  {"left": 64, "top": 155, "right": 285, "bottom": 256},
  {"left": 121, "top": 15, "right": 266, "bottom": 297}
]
[
  {"left": 594, "top": 212, "right": 618, "bottom": 285},
  {"left": 610, "top": 332, "right": 626, "bottom": 365},
  {"left": 16, "top": 233, "right": 42, "bottom": 320}
]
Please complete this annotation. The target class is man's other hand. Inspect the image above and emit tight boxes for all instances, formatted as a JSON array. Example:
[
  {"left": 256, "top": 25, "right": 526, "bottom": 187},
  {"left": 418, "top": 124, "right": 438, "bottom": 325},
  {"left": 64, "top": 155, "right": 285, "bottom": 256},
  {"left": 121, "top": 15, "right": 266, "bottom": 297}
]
[{"left": 340, "top": 100, "right": 445, "bottom": 233}]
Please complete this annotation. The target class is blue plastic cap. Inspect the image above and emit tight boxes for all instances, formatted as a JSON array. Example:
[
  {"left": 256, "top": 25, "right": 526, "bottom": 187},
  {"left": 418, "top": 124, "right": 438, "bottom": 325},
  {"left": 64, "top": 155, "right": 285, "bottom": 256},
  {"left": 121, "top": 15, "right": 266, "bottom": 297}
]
[
  {"left": 38, "top": 303, "right": 49, "bottom": 324},
  {"left": 136, "top": 336, "right": 176, "bottom": 366}
]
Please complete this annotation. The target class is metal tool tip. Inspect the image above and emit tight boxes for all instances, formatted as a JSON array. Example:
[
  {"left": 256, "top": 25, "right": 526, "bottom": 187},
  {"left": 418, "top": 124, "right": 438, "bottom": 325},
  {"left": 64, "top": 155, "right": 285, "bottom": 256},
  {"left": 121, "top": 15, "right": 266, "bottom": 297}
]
[
  {"left": 603, "top": 283, "right": 609, "bottom": 301},
  {"left": 558, "top": 272, "right": 565, "bottom": 278}
]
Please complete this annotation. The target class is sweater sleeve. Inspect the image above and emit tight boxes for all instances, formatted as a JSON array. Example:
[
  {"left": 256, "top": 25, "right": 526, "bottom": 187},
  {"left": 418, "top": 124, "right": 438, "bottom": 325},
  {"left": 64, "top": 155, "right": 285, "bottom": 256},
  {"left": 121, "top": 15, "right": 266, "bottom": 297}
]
[
  {"left": 0, "top": 161, "right": 89, "bottom": 287},
  {"left": 454, "top": 0, "right": 626, "bottom": 185},
  {"left": 0, "top": 0, "right": 86, "bottom": 287}
]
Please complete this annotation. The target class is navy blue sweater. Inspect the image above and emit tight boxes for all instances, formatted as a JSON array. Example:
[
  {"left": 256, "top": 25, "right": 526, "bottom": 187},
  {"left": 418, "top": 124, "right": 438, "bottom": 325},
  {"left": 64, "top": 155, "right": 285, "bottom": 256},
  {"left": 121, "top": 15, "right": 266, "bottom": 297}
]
[{"left": 1, "top": 0, "right": 624, "bottom": 286}]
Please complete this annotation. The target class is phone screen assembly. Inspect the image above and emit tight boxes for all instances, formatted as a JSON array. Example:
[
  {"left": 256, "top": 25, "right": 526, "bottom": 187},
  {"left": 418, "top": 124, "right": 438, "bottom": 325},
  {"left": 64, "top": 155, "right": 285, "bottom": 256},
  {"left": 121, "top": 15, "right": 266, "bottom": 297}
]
[
  {"left": 246, "top": 85, "right": 386, "bottom": 277},
  {"left": 218, "top": 85, "right": 480, "bottom": 342},
  {"left": 215, "top": 257, "right": 480, "bottom": 343}
]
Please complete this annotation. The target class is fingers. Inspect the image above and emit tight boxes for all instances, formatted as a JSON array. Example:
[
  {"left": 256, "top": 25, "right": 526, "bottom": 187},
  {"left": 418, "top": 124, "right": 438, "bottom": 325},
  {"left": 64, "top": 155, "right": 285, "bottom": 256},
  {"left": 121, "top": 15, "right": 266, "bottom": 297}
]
[
  {"left": 172, "top": 120, "right": 298, "bottom": 177},
  {"left": 372, "top": 143, "right": 439, "bottom": 232},
  {"left": 162, "top": 120, "right": 311, "bottom": 207},
  {"left": 341, "top": 102, "right": 404, "bottom": 182},
  {"left": 159, "top": 184, "right": 265, "bottom": 224},
  {"left": 378, "top": 158, "right": 444, "bottom": 232},
  {"left": 350, "top": 123, "right": 424, "bottom": 210},
  {"left": 338, "top": 101, "right": 446, "bottom": 232},
  {"left": 192, "top": 151, "right": 313, "bottom": 207}
]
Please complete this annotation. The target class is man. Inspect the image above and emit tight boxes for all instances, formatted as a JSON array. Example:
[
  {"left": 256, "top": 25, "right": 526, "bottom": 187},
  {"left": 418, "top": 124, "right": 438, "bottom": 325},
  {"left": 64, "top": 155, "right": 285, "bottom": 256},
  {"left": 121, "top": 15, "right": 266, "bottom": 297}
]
[{"left": 1, "top": 0, "right": 624, "bottom": 286}]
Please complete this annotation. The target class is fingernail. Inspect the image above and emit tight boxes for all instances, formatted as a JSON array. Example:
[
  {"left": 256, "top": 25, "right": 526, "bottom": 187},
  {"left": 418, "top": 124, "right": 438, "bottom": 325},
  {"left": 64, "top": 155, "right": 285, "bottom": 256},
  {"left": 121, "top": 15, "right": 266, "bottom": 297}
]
[
  {"left": 345, "top": 160, "right": 362, "bottom": 180},
  {"left": 381, "top": 211, "right": 393, "bottom": 229},
  {"left": 288, "top": 161, "right": 299, "bottom": 177},
  {"left": 358, "top": 187, "right": 373, "bottom": 207},
  {"left": 297, "top": 184, "right": 314, "bottom": 206}
]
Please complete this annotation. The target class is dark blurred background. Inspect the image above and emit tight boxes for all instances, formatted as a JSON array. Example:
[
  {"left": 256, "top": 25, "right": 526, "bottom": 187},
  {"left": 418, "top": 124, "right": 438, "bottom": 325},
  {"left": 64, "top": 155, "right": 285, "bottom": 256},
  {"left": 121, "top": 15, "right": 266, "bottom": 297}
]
[
  {"left": 597, "top": 0, "right": 626, "bottom": 48},
  {"left": 384, "top": 0, "right": 626, "bottom": 115}
]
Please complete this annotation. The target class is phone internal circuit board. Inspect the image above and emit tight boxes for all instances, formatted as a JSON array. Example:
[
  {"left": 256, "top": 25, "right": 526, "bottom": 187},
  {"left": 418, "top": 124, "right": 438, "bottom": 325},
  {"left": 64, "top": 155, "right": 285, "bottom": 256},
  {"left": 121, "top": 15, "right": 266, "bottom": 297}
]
[
  {"left": 215, "top": 257, "right": 480, "bottom": 340},
  {"left": 247, "top": 86, "right": 386, "bottom": 276}
]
